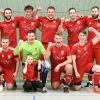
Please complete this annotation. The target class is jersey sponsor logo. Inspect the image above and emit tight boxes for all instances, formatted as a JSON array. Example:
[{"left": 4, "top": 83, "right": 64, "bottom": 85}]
[
  {"left": 77, "top": 21, "right": 81, "bottom": 24},
  {"left": 12, "top": 23, "right": 15, "bottom": 27},
  {"left": 31, "top": 22, "right": 34, "bottom": 26},
  {"left": 1, "top": 54, "right": 4, "bottom": 58},
  {"left": 97, "top": 23, "right": 100, "bottom": 27},
  {"left": 89, "top": 22, "right": 92, "bottom": 25},
  {"left": 69, "top": 24, "right": 72, "bottom": 26},
  {"left": 61, "top": 50, "right": 64, "bottom": 56},
  {"left": 8, "top": 55, "right": 11, "bottom": 59},
  {"left": 4, "top": 24, "right": 7, "bottom": 27},
  {"left": 53, "top": 21, "right": 56, "bottom": 23}
]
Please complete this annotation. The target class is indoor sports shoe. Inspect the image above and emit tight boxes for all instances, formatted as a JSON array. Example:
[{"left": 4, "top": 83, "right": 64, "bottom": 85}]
[
  {"left": 84, "top": 81, "right": 93, "bottom": 87},
  {"left": 63, "top": 85, "right": 69, "bottom": 93}
]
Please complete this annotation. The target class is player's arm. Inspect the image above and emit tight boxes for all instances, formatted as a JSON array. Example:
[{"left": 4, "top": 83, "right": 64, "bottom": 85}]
[
  {"left": 57, "top": 17, "right": 66, "bottom": 34},
  {"left": 0, "top": 9, "right": 4, "bottom": 17},
  {"left": 44, "top": 42, "right": 53, "bottom": 60},
  {"left": 13, "top": 57, "right": 20, "bottom": 79},
  {"left": 23, "top": 62, "right": 28, "bottom": 74},
  {"left": 33, "top": 7, "right": 42, "bottom": 18},
  {"left": 14, "top": 40, "right": 23, "bottom": 56},
  {"left": 89, "top": 27, "right": 100, "bottom": 45},
  {"left": 0, "top": 30, "right": 1, "bottom": 43},
  {"left": 72, "top": 55, "right": 80, "bottom": 78},
  {"left": 55, "top": 55, "right": 72, "bottom": 72}
]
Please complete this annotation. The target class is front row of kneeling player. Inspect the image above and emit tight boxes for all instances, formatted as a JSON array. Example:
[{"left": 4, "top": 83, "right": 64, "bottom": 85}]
[{"left": 0, "top": 27, "right": 100, "bottom": 93}]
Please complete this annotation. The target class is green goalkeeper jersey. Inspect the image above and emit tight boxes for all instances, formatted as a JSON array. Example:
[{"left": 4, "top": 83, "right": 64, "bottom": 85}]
[{"left": 14, "top": 40, "right": 45, "bottom": 63}]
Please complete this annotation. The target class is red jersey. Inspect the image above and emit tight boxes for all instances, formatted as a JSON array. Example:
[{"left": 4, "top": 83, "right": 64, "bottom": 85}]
[
  {"left": 63, "top": 17, "right": 86, "bottom": 46},
  {"left": 71, "top": 41, "right": 93, "bottom": 67},
  {"left": 50, "top": 44, "right": 71, "bottom": 70},
  {"left": 38, "top": 16, "right": 61, "bottom": 43},
  {"left": 22, "top": 62, "right": 38, "bottom": 81},
  {"left": 0, "top": 48, "right": 16, "bottom": 72},
  {"left": 0, "top": 20, "right": 17, "bottom": 47},
  {"left": 86, "top": 16, "right": 100, "bottom": 48},
  {"left": 15, "top": 16, "right": 40, "bottom": 40}
]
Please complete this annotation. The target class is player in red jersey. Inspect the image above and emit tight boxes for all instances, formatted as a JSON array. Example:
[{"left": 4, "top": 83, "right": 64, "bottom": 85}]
[
  {"left": 59, "top": 8, "right": 86, "bottom": 48},
  {"left": 37, "top": 6, "right": 61, "bottom": 49},
  {"left": 22, "top": 54, "right": 44, "bottom": 92},
  {"left": 0, "top": 8, "right": 17, "bottom": 47},
  {"left": 71, "top": 27, "right": 100, "bottom": 91},
  {"left": 85, "top": 6, "right": 100, "bottom": 87},
  {"left": 45, "top": 33, "right": 72, "bottom": 92},
  {"left": 15, "top": 5, "right": 40, "bottom": 41},
  {"left": 0, "top": 36, "right": 19, "bottom": 90},
  {"left": 0, "top": 66, "right": 3, "bottom": 92}
]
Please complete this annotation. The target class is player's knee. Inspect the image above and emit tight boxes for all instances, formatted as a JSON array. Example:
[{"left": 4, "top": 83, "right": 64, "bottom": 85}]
[
  {"left": 92, "top": 65, "right": 100, "bottom": 73},
  {"left": 6, "top": 83, "right": 13, "bottom": 90},
  {"left": 73, "top": 85, "right": 81, "bottom": 91},
  {"left": 51, "top": 82, "right": 60, "bottom": 90},
  {"left": 23, "top": 81, "right": 32, "bottom": 92},
  {"left": 65, "top": 64, "right": 73, "bottom": 73}
]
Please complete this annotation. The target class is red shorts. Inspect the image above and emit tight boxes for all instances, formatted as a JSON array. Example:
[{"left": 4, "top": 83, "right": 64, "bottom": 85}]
[
  {"left": 72, "top": 63, "right": 93, "bottom": 84},
  {"left": 2, "top": 68, "right": 15, "bottom": 85},
  {"left": 51, "top": 66, "right": 65, "bottom": 83},
  {"left": 94, "top": 48, "right": 100, "bottom": 64}
]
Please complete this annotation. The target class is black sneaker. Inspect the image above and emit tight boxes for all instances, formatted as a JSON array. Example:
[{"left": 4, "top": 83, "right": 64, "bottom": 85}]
[
  {"left": 2, "top": 80, "right": 5, "bottom": 87},
  {"left": 85, "top": 81, "right": 93, "bottom": 87},
  {"left": 13, "top": 81, "right": 17, "bottom": 89},
  {"left": 63, "top": 85, "right": 69, "bottom": 93}
]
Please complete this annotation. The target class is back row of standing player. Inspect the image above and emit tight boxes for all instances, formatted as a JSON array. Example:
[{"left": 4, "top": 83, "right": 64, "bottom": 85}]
[{"left": 0, "top": 5, "right": 100, "bottom": 64}]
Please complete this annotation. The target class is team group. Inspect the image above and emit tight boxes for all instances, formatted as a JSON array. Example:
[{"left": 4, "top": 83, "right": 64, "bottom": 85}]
[{"left": 0, "top": 5, "right": 100, "bottom": 93}]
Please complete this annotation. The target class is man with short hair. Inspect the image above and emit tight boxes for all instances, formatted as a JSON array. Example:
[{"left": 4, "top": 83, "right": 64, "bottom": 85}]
[
  {"left": 0, "top": 36, "right": 19, "bottom": 91},
  {"left": 15, "top": 5, "right": 40, "bottom": 41},
  {"left": 85, "top": 6, "right": 100, "bottom": 87},
  {"left": 59, "top": 8, "right": 86, "bottom": 48},
  {"left": 0, "top": 8, "right": 17, "bottom": 47},
  {"left": 38, "top": 6, "right": 61, "bottom": 49},
  {"left": 71, "top": 27, "right": 100, "bottom": 91},
  {"left": 45, "top": 33, "right": 73, "bottom": 92},
  {"left": 14, "top": 30, "right": 48, "bottom": 92}
]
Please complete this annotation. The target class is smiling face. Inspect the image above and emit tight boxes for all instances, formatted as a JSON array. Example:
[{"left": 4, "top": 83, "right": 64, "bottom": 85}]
[
  {"left": 1, "top": 38, "right": 9, "bottom": 49},
  {"left": 78, "top": 32, "right": 87, "bottom": 43},
  {"left": 47, "top": 8, "right": 55, "bottom": 19},
  {"left": 26, "top": 55, "right": 33, "bottom": 64},
  {"left": 91, "top": 8, "right": 99, "bottom": 19},
  {"left": 4, "top": 9, "right": 12, "bottom": 20},
  {"left": 25, "top": 9, "right": 33, "bottom": 19},
  {"left": 27, "top": 32, "right": 35, "bottom": 44},
  {"left": 69, "top": 9, "right": 77, "bottom": 20}
]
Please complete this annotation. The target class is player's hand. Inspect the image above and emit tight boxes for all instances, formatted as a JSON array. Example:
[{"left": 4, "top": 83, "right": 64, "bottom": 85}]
[
  {"left": 75, "top": 72, "right": 80, "bottom": 78},
  {"left": 13, "top": 72, "right": 17, "bottom": 79},
  {"left": 37, "top": 7, "right": 42, "bottom": 11},
  {"left": 0, "top": 9, "right": 4, "bottom": 17},
  {"left": 38, "top": 60, "right": 42, "bottom": 70},
  {"left": 17, "top": 40, "right": 23, "bottom": 47},
  {"left": 88, "top": 27, "right": 95, "bottom": 32},
  {"left": 55, "top": 65, "right": 60, "bottom": 72},
  {"left": 47, "top": 42, "right": 53, "bottom": 49},
  {"left": 61, "top": 17, "right": 65, "bottom": 23}
]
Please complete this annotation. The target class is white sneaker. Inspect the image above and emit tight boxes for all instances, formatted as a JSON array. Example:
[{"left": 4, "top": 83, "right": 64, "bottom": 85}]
[
  {"left": 0, "top": 85, "right": 3, "bottom": 92},
  {"left": 42, "top": 87, "right": 47, "bottom": 93}
]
